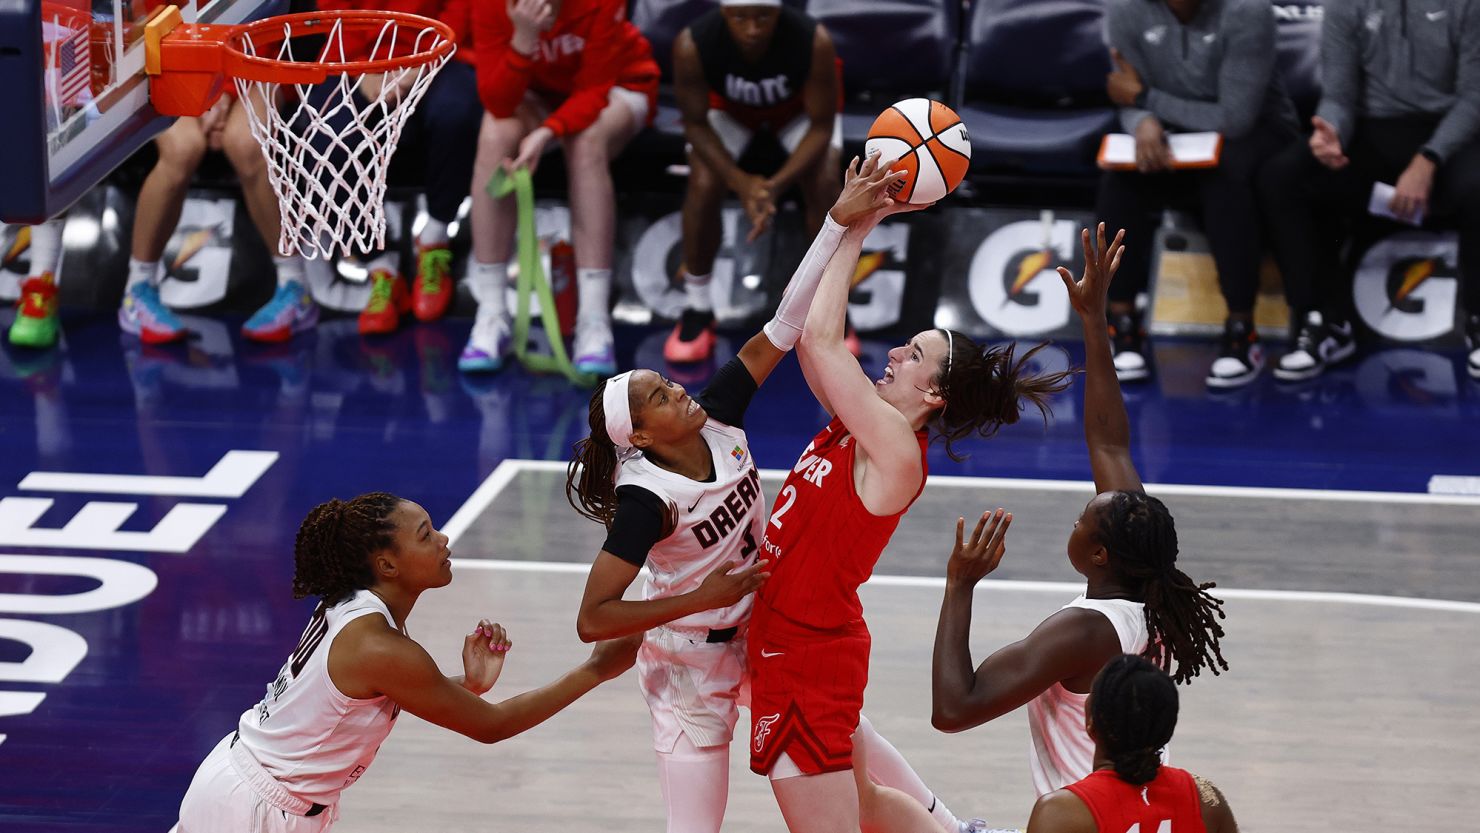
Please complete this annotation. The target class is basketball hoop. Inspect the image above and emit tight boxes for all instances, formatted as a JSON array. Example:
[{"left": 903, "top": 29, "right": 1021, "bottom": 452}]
[{"left": 144, "top": 6, "right": 456, "bottom": 259}]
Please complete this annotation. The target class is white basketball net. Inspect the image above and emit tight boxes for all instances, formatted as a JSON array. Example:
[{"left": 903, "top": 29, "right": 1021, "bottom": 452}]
[{"left": 233, "top": 17, "right": 453, "bottom": 259}]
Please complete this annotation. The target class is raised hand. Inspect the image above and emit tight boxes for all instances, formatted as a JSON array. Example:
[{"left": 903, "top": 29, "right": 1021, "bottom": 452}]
[
  {"left": 587, "top": 632, "right": 643, "bottom": 681},
  {"left": 1057, "top": 222, "right": 1126, "bottom": 319},
  {"left": 945, "top": 508, "right": 1013, "bottom": 587},
  {"left": 461, "top": 619, "right": 511, "bottom": 696},
  {"left": 1309, "top": 116, "right": 1349, "bottom": 170},
  {"left": 827, "top": 152, "right": 908, "bottom": 227},
  {"left": 692, "top": 559, "right": 770, "bottom": 611}
]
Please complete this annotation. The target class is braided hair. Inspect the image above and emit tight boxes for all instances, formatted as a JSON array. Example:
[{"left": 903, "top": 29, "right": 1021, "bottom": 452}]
[
  {"left": 1089, "top": 654, "right": 1179, "bottom": 785},
  {"left": 1093, "top": 491, "right": 1228, "bottom": 684},
  {"left": 292, "top": 492, "right": 402, "bottom": 604},
  {"left": 566, "top": 379, "right": 638, "bottom": 529},
  {"left": 929, "top": 333, "right": 1075, "bottom": 461}
]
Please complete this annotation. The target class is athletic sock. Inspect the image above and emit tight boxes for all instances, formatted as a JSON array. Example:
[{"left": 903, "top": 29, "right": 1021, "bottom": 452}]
[
  {"left": 28, "top": 218, "right": 65, "bottom": 280},
  {"left": 684, "top": 270, "right": 713, "bottom": 312},
  {"left": 273, "top": 255, "right": 306, "bottom": 289},
  {"left": 468, "top": 261, "right": 508, "bottom": 318},
  {"left": 419, "top": 217, "right": 450, "bottom": 248},
  {"left": 127, "top": 258, "right": 160, "bottom": 290},
  {"left": 576, "top": 267, "right": 611, "bottom": 327}
]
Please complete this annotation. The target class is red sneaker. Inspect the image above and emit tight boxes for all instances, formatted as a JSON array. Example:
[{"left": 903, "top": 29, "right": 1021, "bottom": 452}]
[
  {"left": 663, "top": 309, "right": 717, "bottom": 363},
  {"left": 358, "top": 269, "right": 409, "bottom": 336},
  {"left": 412, "top": 245, "right": 454, "bottom": 322}
]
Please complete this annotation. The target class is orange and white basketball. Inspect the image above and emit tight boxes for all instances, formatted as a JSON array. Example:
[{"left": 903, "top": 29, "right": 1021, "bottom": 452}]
[{"left": 864, "top": 98, "right": 971, "bottom": 205}]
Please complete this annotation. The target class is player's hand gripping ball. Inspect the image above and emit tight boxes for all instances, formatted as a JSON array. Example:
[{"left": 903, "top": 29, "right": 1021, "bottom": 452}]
[{"left": 864, "top": 98, "right": 971, "bottom": 205}]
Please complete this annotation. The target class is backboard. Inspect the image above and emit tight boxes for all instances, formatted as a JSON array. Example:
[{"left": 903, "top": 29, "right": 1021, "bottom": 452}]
[{"left": 0, "top": 1, "right": 284, "bottom": 224}]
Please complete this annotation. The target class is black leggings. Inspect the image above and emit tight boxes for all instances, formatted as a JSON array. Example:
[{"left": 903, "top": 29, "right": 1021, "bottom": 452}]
[
  {"left": 1255, "top": 117, "right": 1480, "bottom": 319},
  {"left": 1094, "top": 120, "right": 1293, "bottom": 315}
]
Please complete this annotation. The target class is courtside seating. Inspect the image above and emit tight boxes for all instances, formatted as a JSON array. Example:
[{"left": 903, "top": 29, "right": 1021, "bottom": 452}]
[
  {"left": 957, "top": 0, "right": 1116, "bottom": 177},
  {"left": 802, "top": 0, "right": 960, "bottom": 148}
]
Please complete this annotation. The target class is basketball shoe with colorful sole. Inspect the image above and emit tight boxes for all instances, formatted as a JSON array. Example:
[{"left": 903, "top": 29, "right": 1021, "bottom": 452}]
[
  {"left": 412, "top": 245, "right": 454, "bottom": 322},
  {"left": 118, "top": 282, "right": 188, "bottom": 344},
  {"left": 243, "top": 281, "right": 319, "bottom": 343},
  {"left": 358, "top": 270, "right": 410, "bottom": 336},
  {"left": 8, "top": 274, "right": 59, "bottom": 348}
]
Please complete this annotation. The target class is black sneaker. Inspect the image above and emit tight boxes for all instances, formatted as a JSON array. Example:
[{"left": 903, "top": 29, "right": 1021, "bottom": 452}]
[
  {"left": 1108, "top": 312, "right": 1150, "bottom": 382},
  {"left": 1274, "top": 311, "right": 1356, "bottom": 382},
  {"left": 1206, "top": 318, "right": 1265, "bottom": 388},
  {"left": 1465, "top": 314, "right": 1480, "bottom": 380}
]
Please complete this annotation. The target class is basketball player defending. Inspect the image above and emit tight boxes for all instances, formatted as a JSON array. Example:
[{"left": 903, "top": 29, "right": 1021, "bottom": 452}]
[
  {"left": 175, "top": 492, "right": 638, "bottom": 832},
  {"left": 567, "top": 157, "right": 971, "bottom": 833},
  {"left": 746, "top": 158, "right": 1075, "bottom": 833},
  {"left": 931, "top": 225, "right": 1229, "bottom": 797},
  {"left": 665, "top": 0, "right": 847, "bottom": 362},
  {"left": 1027, "top": 654, "right": 1240, "bottom": 833}
]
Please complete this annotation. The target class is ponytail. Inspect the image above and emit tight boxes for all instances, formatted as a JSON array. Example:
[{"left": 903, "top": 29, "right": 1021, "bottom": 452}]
[
  {"left": 566, "top": 381, "right": 625, "bottom": 528},
  {"left": 930, "top": 333, "right": 1074, "bottom": 461}
]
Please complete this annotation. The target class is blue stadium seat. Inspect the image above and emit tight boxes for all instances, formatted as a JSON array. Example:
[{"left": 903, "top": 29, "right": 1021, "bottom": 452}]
[
  {"left": 803, "top": 0, "right": 961, "bottom": 146},
  {"left": 958, "top": 0, "right": 1116, "bottom": 176}
]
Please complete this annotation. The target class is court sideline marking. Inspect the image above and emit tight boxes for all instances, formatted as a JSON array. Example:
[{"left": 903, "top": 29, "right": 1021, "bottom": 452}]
[{"left": 442, "top": 459, "right": 1480, "bottom": 616}]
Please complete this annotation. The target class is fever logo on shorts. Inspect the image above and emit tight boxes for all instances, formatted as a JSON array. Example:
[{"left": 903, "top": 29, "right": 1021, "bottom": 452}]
[{"left": 754, "top": 713, "right": 781, "bottom": 753}]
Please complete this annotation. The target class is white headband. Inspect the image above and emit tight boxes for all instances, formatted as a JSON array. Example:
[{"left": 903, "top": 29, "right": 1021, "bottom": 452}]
[
  {"left": 943, "top": 328, "right": 954, "bottom": 375},
  {"left": 720, "top": 0, "right": 781, "bottom": 6},
  {"left": 603, "top": 371, "right": 638, "bottom": 449}
]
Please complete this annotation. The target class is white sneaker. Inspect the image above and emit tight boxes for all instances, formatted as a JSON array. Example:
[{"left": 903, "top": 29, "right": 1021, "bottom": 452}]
[
  {"left": 458, "top": 305, "right": 512, "bottom": 373},
  {"left": 573, "top": 317, "right": 616, "bottom": 377}
]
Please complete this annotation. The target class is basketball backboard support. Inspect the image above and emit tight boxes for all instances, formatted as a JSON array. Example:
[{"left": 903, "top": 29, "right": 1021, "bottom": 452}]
[{"left": 0, "top": 0, "right": 284, "bottom": 224}]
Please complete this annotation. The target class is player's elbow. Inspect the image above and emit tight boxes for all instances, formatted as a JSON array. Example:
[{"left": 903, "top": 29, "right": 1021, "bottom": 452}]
[
  {"left": 930, "top": 701, "right": 972, "bottom": 733},
  {"left": 575, "top": 611, "right": 608, "bottom": 644},
  {"left": 472, "top": 722, "right": 514, "bottom": 744}
]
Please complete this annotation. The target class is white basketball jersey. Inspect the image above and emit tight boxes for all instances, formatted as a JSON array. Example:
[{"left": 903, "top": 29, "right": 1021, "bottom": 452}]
[
  {"left": 615, "top": 418, "right": 765, "bottom": 631},
  {"left": 234, "top": 589, "right": 400, "bottom": 804},
  {"left": 1027, "top": 595, "right": 1149, "bottom": 796}
]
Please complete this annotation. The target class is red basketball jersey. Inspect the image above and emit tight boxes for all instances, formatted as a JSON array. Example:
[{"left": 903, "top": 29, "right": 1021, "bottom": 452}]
[
  {"left": 1063, "top": 767, "right": 1208, "bottom": 833},
  {"left": 758, "top": 418, "right": 928, "bottom": 629}
]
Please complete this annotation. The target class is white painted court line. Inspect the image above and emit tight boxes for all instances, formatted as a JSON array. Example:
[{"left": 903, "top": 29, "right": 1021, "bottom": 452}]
[
  {"left": 447, "top": 558, "right": 1480, "bottom": 615},
  {"left": 441, "top": 458, "right": 1480, "bottom": 616},
  {"left": 469, "top": 458, "right": 1480, "bottom": 507}
]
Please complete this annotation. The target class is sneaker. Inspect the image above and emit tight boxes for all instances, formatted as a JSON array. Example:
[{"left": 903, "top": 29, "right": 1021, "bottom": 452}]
[
  {"left": 358, "top": 269, "right": 409, "bottom": 336},
  {"left": 412, "top": 245, "right": 454, "bottom": 322},
  {"left": 573, "top": 317, "right": 617, "bottom": 377},
  {"left": 243, "top": 280, "right": 319, "bottom": 343},
  {"left": 1274, "top": 310, "right": 1357, "bottom": 382},
  {"left": 118, "top": 282, "right": 188, "bottom": 344},
  {"left": 1205, "top": 318, "right": 1264, "bottom": 388},
  {"left": 458, "top": 304, "right": 512, "bottom": 373},
  {"left": 8, "top": 274, "right": 59, "bottom": 348},
  {"left": 1107, "top": 311, "right": 1150, "bottom": 382},
  {"left": 1465, "top": 314, "right": 1479, "bottom": 380},
  {"left": 663, "top": 309, "right": 716, "bottom": 363}
]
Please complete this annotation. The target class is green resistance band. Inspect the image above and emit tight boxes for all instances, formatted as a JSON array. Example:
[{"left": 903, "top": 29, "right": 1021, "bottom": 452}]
[{"left": 486, "top": 167, "right": 598, "bottom": 388}]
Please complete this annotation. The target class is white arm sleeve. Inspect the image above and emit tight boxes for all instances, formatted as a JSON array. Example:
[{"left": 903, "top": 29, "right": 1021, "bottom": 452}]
[{"left": 762, "top": 214, "right": 848, "bottom": 352}]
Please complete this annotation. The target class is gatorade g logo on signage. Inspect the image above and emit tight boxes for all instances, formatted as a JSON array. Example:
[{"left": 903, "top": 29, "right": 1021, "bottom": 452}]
[
  {"left": 1353, "top": 232, "right": 1459, "bottom": 341},
  {"left": 159, "top": 197, "right": 236, "bottom": 309},
  {"left": 967, "top": 211, "right": 1075, "bottom": 336}
]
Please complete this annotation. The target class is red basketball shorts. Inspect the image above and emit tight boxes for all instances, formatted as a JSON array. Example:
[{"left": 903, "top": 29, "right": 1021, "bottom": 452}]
[{"left": 747, "top": 598, "right": 870, "bottom": 776}]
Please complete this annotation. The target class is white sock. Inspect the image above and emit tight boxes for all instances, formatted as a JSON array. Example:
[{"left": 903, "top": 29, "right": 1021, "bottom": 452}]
[
  {"left": 273, "top": 255, "right": 306, "bottom": 288},
  {"left": 468, "top": 261, "right": 508, "bottom": 317},
  {"left": 28, "top": 218, "right": 65, "bottom": 280},
  {"left": 855, "top": 714, "right": 961, "bottom": 833},
  {"left": 419, "top": 217, "right": 450, "bottom": 248},
  {"left": 576, "top": 267, "right": 611, "bottom": 327},
  {"left": 127, "top": 258, "right": 160, "bottom": 289},
  {"left": 365, "top": 251, "right": 397, "bottom": 274},
  {"left": 684, "top": 270, "right": 713, "bottom": 313},
  {"left": 655, "top": 734, "right": 729, "bottom": 833}
]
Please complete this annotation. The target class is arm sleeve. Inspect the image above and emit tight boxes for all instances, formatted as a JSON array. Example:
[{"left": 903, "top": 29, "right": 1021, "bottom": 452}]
[
  {"left": 1107, "top": 7, "right": 1157, "bottom": 133},
  {"left": 473, "top": 0, "right": 537, "bottom": 117},
  {"left": 696, "top": 357, "right": 761, "bottom": 429},
  {"left": 1423, "top": 1, "right": 1480, "bottom": 160},
  {"left": 1314, "top": 0, "right": 1363, "bottom": 145},
  {"left": 543, "top": 0, "right": 628, "bottom": 136},
  {"left": 1140, "top": 1, "right": 1278, "bottom": 136},
  {"left": 601, "top": 486, "right": 668, "bottom": 567}
]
